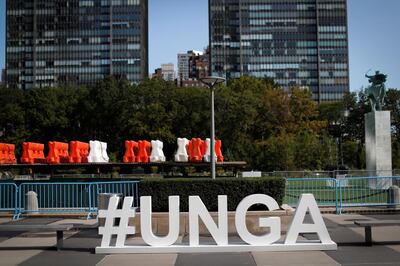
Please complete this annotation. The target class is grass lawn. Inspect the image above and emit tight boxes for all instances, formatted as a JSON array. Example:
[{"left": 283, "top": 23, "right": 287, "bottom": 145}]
[{"left": 284, "top": 178, "right": 392, "bottom": 207}]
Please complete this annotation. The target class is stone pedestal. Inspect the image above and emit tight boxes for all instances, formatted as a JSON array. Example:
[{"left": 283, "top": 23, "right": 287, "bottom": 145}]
[{"left": 365, "top": 111, "right": 392, "bottom": 189}]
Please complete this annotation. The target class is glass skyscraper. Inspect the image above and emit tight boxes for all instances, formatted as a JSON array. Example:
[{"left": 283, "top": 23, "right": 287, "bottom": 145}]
[
  {"left": 6, "top": 0, "right": 148, "bottom": 90},
  {"left": 209, "top": 0, "right": 349, "bottom": 102}
]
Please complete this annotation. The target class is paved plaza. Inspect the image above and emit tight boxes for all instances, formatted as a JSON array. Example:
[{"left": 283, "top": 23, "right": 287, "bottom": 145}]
[{"left": 0, "top": 214, "right": 400, "bottom": 266}]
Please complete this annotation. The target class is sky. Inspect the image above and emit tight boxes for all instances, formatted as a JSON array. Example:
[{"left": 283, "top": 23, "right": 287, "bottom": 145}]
[{"left": 1, "top": 0, "right": 399, "bottom": 90}]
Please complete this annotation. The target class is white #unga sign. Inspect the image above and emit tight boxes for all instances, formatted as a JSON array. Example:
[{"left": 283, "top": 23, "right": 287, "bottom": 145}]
[{"left": 95, "top": 194, "right": 337, "bottom": 254}]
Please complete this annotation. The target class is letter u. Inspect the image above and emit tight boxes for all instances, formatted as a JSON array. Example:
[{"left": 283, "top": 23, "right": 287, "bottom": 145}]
[{"left": 140, "top": 196, "right": 180, "bottom": 247}]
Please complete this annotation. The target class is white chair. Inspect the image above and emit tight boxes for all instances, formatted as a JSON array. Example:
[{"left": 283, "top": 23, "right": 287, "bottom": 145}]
[
  {"left": 88, "top": 140, "right": 109, "bottom": 163},
  {"left": 203, "top": 138, "right": 217, "bottom": 163},
  {"left": 174, "top": 138, "right": 189, "bottom": 162},
  {"left": 150, "top": 140, "right": 166, "bottom": 162}
]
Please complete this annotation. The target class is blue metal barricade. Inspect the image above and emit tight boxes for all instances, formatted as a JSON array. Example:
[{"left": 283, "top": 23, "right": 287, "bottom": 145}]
[
  {"left": 0, "top": 183, "right": 18, "bottom": 218},
  {"left": 93, "top": 181, "right": 140, "bottom": 210},
  {"left": 285, "top": 176, "right": 400, "bottom": 213},
  {"left": 17, "top": 182, "right": 94, "bottom": 218},
  {"left": 1, "top": 177, "right": 399, "bottom": 219},
  {"left": 285, "top": 178, "right": 339, "bottom": 211},
  {"left": 337, "top": 176, "right": 400, "bottom": 213}
]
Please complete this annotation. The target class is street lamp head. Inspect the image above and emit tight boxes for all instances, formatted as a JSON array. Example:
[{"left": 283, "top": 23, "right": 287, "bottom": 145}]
[{"left": 200, "top": 76, "right": 226, "bottom": 88}]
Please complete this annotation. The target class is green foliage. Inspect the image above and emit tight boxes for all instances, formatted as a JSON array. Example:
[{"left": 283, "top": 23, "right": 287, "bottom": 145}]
[
  {"left": 318, "top": 88, "right": 400, "bottom": 170},
  {"left": 0, "top": 86, "right": 27, "bottom": 153},
  {"left": 139, "top": 177, "right": 286, "bottom": 212},
  {"left": 12, "top": 76, "right": 398, "bottom": 171}
]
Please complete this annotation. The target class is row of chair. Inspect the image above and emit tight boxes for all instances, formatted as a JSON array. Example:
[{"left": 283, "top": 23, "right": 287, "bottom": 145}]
[
  {"left": 18, "top": 141, "right": 108, "bottom": 164},
  {"left": 175, "top": 138, "right": 224, "bottom": 163},
  {"left": 0, "top": 138, "right": 224, "bottom": 165}
]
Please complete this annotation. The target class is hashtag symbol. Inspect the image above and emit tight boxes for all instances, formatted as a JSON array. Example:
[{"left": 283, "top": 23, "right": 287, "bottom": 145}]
[{"left": 98, "top": 196, "right": 136, "bottom": 248}]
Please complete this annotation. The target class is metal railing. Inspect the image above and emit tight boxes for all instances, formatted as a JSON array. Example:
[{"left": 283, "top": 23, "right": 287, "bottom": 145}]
[
  {"left": 93, "top": 181, "right": 139, "bottom": 208},
  {"left": 0, "top": 183, "right": 18, "bottom": 216},
  {"left": 285, "top": 176, "right": 400, "bottom": 213},
  {"left": 0, "top": 181, "right": 139, "bottom": 220},
  {"left": 18, "top": 182, "right": 94, "bottom": 218},
  {"left": 338, "top": 176, "right": 400, "bottom": 212},
  {"left": 285, "top": 177, "right": 339, "bottom": 209},
  {"left": 2, "top": 177, "right": 400, "bottom": 219},
  {"left": 266, "top": 170, "right": 400, "bottom": 178}
]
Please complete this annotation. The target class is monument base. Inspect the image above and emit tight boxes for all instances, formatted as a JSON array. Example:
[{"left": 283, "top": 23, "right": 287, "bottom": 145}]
[{"left": 365, "top": 111, "right": 392, "bottom": 189}]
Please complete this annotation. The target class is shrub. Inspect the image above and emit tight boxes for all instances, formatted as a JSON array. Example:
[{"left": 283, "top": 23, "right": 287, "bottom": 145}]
[{"left": 139, "top": 177, "right": 285, "bottom": 212}]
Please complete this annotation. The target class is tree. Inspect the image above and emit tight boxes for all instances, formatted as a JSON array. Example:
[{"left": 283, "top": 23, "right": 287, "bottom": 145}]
[
  {"left": 0, "top": 86, "right": 26, "bottom": 147},
  {"left": 24, "top": 86, "right": 88, "bottom": 143}
]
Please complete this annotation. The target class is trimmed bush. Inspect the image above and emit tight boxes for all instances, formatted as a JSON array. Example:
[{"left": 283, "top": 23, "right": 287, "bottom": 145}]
[{"left": 139, "top": 177, "right": 285, "bottom": 212}]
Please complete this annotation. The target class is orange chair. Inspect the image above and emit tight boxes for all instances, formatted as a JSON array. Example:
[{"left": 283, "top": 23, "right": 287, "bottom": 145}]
[
  {"left": 123, "top": 141, "right": 139, "bottom": 163},
  {"left": 215, "top": 140, "right": 224, "bottom": 162},
  {"left": 0, "top": 143, "right": 17, "bottom": 164},
  {"left": 69, "top": 141, "right": 89, "bottom": 163},
  {"left": 188, "top": 138, "right": 204, "bottom": 163},
  {"left": 136, "top": 141, "right": 151, "bottom": 163},
  {"left": 0, "top": 143, "right": 8, "bottom": 164},
  {"left": 21, "top": 142, "right": 46, "bottom": 164},
  {"left": 46, "top": 141, "right": 69, "bottom": 164},
  {"left": 7, "top": 144, "right": 17, "bottom": 164}
]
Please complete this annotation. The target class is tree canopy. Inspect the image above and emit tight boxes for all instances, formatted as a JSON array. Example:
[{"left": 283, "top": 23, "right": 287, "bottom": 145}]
[{"left": 1, "top": 76, "right": 399, "bottom": 171}]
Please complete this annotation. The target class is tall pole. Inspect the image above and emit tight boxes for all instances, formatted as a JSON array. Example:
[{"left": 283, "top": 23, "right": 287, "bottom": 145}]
[
  {"left": 200, "top": 76, "right": 226, "bottom": 180},
  {"left": 211, "top": 86, "right": 216, "bottom": 179}
]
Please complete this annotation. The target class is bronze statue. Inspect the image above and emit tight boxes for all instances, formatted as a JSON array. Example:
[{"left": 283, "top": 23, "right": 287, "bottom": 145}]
[{"left": 365, "top": 70, "right": 387, "bottom": 111}]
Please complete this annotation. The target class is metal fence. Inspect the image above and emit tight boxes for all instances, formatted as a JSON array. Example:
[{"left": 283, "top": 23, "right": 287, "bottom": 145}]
[
  {"left": 285, "top": 176, "right": 400, "bottom": 213},
  {"left": 18, "top": 182, "right": 94, "bottom": 217},
  {"left": 2, "top": 177, "right": 400, "bottom": 219},
  {"left": 92, "top": 181, "right": 140, "bottom": 209},
  {"left": 0, "top": 183, "right": 18, "bottom": 215},
  {"left": 266, "top": 170, "right": 400, "bottom": 178},
  {"left": 0, "top": 181, "right": 139, "bottom": 220}
]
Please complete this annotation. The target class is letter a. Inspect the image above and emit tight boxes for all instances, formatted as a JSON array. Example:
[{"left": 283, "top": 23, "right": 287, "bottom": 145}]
[{"left": 285, "top": 194, "right": 334, "bottom": 244}]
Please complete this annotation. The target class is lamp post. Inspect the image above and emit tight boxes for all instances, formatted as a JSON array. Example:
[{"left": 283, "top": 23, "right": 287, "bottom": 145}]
[
  {"left": 339, "top": 109, "right": 350, "bottom": 167},
  {"left": 200, "top": 76, "right": 226, "bottom": 179}
]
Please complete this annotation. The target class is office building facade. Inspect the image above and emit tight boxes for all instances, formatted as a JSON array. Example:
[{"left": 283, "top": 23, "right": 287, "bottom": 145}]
[
  {"left": 6, "top": 0, "right": 148, "bottom": 90},
  {"left": 160, "top": 63, "right": 176, "bottom": 81},
  {"left": 177, "top": 50, "right": 202, "bottom": 84},
  {"left": 209, "top": 0, "right": 349, "bottom": 101},
  {"left": 177, "top": 49, "right": 210, "bottom": 87}
]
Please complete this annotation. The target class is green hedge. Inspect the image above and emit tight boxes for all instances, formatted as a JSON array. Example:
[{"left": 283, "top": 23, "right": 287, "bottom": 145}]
[{"left": 139, "top": 177, "right": 285, "bottom": 212}]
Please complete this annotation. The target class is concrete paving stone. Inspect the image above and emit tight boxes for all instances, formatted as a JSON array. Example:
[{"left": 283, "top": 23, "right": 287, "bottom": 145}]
[
  {"left": 0, "top": 231, "right": 22, "bottom": 243},
  {"left": 0, "top": 250, "right": 43, "bottom": 266},
  {"left": 97, "top": 254, "right": 178, "bottom": 266},
  {"left": 18, "top": 249, "right": 105, "bottom": 266},
  {"left": 175, "top": 252, "right": 256, "bottom": 266},
  {"left": 324, "top": 214, "right": 372, "bottom": 226},
  {"left": 366, "top": 214, "right": 400, "bottom": 220},
  {"left": 387, "top": 244, "right": 400, "bottom": 253},
  {"left": 62, "top": 229, "right": 101, "bottom": 250},
  {"left": 0, "top": 230, "right": 80, "bottom": 249},
  {"left": 303, "top": 226, "right": 365, "bottom": 244},
  {"left": 0, "top": 218, "right": 12, "bottom": 224},
  {"left": 325, "top": 245, "right": 400, "bottom": 265},
  {"left": 0, "top": 235, "right": 56, "bottom": 248},
  {"left": 252, "top": 251, "right": 340, "bottom": 266}
]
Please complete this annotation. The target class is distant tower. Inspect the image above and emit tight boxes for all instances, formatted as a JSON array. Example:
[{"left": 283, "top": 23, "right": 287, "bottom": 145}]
[
  {"left": 6, "top": 0, "right": 149, "bottom": 89},
  {"left": 161, "top": 63, "right": 176, "bottom": 81},
  {"left": 209, "top": 0, "right": 350, "bottom": 102}
]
